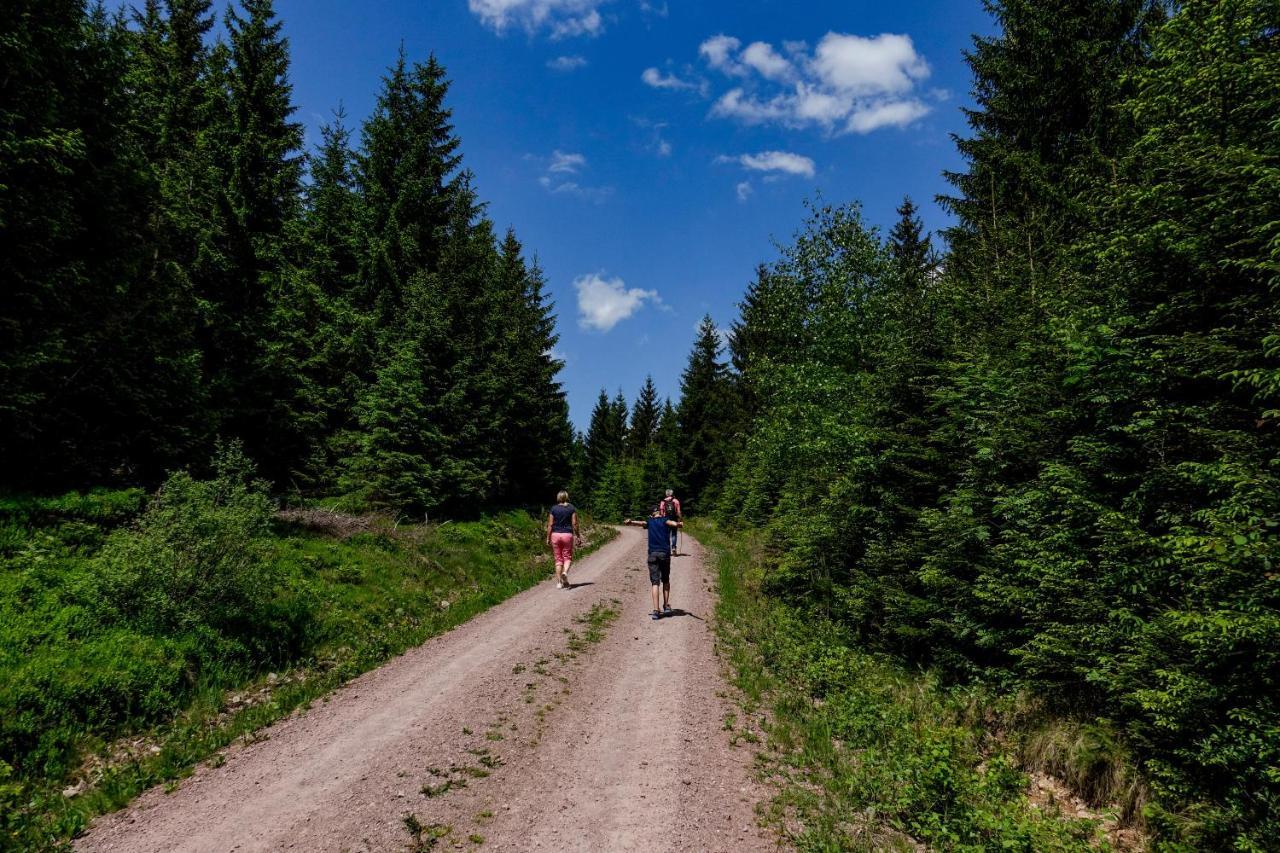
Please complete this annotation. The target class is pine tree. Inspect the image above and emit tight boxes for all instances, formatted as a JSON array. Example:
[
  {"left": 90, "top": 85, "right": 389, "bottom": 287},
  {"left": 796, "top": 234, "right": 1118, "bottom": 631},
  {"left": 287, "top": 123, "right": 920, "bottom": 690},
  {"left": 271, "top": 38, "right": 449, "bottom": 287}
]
[
  {"left": 581, "top": 390, "right": 616, "bottom": 499},
  {"left": 0, "top": 0, "right": 204, "bottom": 486},
  {"left": 356, "top": 50, "right": 461, "bottom": 320},
  {"left": 627, "top": 377, "right": 661, "bottom": 457},
  {"left": 491, "top": 231, "right": 572, "bottom": 505},
  {"left": 888, "top": 196, "right": 933, "bottom": 286},
  {"left": 222, "top": 0, "right": 306, "bottom": 478},
  {"left": 677, "top": 316, "right": 736, "bottom": 510}
]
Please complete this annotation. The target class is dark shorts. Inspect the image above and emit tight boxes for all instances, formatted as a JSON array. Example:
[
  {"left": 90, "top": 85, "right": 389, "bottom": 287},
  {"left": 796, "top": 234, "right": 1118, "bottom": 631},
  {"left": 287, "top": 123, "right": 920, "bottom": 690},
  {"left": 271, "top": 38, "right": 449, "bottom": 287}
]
[{"left": 647, "top": 550, "right": 671, "bottom": 585}]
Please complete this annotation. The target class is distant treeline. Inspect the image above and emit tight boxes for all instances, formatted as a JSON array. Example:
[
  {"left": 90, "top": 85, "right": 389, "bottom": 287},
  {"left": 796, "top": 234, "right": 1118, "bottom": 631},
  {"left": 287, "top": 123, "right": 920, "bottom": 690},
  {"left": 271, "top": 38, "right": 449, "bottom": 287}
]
[
  {"left": 1, "top": 0, "right": 570, "bottom": 512},
  {"left": 588, "top": 0, "right": 1278, "bottom": 846}
]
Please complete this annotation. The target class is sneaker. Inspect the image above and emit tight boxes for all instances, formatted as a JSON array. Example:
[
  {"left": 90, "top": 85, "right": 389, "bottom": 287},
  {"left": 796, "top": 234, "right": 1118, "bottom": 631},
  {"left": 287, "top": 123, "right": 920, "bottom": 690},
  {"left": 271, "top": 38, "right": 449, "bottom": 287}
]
[
  {"left": 556, "top": 580, "right": 564, "bottom": 589},
  {"left": 663, "top": 605, "right": 672, "bottom": 615},
  {"left": 650, "top": 610, "right": 662, "bottom": 620}
]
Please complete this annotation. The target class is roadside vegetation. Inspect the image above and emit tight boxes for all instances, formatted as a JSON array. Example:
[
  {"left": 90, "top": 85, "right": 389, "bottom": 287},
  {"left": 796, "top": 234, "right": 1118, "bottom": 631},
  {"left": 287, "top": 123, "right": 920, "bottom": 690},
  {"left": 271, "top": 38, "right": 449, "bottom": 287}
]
[
  {"left": 0, "top": 447, "right": 614, "bottom": 850},
  {"left": 699, "top": 522, "right": 1141, "bottom": 851},
  {"left": 577, "top": 3, "right": 1278, "bottom": 848}
]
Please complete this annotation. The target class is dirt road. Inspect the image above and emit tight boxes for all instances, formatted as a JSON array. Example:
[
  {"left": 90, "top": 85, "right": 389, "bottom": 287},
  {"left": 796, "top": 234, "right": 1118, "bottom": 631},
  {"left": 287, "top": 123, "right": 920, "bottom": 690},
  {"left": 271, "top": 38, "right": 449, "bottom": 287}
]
[{"left": 78, "top": 528, "right": 778, "bottom": 852}]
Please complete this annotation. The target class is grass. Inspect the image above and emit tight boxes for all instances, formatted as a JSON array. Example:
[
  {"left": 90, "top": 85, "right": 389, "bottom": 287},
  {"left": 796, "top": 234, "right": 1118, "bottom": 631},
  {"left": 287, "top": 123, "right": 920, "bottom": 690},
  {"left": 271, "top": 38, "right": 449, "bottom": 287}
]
[
  {"left": 695, "top": 519, "right": 1134, "bottom": 852},
  {"left": 0, "top": 487, "right": 616, "bottom": 851}
]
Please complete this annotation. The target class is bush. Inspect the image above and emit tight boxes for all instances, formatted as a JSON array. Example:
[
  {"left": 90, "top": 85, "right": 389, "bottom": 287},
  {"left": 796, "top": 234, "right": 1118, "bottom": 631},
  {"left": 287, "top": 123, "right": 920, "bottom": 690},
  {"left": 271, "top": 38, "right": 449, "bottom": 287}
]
[{"left": 94, "top": 446, "right": 276, "bottom": 644}]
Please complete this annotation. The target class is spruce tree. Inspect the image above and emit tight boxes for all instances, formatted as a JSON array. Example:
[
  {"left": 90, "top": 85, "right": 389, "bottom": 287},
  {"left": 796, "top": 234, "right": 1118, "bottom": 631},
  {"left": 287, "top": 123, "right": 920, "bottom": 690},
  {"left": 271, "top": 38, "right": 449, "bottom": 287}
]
[
  {"left": 627, "top": 376, "right": 661, "bottom": 457},
  {"left": 677, "top": 316, "right": 736, "bottom": 510},
  {"left": 888, "top": 196, "right": 933, "bottom": 286},
  {"left": 223, "top": 0, "right": 306, "bottom": 478},
  {"left": 0, "top": 0, "right": 204, "bottom": 486},
  {"left": 581, "top": 390, "right": 616, "bottom": 499}
]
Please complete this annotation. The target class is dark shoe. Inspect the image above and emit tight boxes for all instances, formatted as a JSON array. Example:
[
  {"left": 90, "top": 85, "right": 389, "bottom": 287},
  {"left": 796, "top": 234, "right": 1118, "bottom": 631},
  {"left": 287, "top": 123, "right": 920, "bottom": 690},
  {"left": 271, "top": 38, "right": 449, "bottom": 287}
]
[
  {"left": 663, "top": 605, "right": 672, "bottom": 615},
  {"left": 651, "top": 610, "right": 662, "bottom": 620}
]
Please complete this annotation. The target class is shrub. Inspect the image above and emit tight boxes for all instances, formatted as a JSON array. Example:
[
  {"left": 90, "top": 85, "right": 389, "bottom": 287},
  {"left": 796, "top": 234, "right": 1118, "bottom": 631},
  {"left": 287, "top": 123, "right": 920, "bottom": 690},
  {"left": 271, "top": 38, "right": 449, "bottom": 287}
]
[{"left": 94, "top": 445, "right": 276, "bottom": 645}]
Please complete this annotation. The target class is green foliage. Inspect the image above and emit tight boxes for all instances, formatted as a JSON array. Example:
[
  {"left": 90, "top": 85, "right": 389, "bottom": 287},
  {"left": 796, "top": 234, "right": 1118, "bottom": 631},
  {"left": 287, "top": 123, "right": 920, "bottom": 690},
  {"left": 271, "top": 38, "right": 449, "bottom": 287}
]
[
  {"left": 701, "top": 523, "right": 1107, "bottom": 851},
  {"left": 93, "top": 444, "right": 278, "bottom": 642},
  {"left": 0, "top": 3, "right": 572, "bottom": 511},
  {"left": 714, "top": 2, "right": 1280, "bottom": 846},
  {"left": 0, "top": 471, "right": 614, "bottom": 849}
]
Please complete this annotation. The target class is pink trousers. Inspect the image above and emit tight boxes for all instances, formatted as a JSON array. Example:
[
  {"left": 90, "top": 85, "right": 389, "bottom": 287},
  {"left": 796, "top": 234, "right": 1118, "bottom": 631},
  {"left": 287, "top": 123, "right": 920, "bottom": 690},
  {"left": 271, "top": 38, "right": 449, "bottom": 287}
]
[{"left": 551, "top": 532, "right": 574, "bottom": 564}]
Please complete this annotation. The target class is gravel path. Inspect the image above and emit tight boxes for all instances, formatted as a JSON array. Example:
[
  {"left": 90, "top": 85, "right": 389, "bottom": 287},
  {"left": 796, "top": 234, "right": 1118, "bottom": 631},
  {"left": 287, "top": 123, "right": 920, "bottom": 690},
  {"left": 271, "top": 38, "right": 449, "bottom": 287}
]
[{"left": 77, "top": 528, "right": 779, "bottom": 853}]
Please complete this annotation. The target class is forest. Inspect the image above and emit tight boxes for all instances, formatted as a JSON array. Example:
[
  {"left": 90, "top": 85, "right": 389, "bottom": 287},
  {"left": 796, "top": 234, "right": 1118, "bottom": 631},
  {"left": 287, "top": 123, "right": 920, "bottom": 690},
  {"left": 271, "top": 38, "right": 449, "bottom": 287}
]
[
  {"left": 3, "top": 0, "right": 571, "bottom": 513},
  {"left": 3, "top": 0, "right": 1279, "bottom": 849},
  {"left": 585, "top": 0, "right": 1279, "bottom": 846}
]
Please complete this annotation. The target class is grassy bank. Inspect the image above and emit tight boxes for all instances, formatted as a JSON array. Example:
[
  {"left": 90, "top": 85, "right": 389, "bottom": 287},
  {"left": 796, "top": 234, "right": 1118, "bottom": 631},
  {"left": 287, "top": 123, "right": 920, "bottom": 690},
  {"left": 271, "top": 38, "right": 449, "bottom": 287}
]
[
  {"left": 697, "top": 521, "right": 1141, "bottom": 852},
  {"left": 0, "top": 465, "right": 614, "bottom": 851}
]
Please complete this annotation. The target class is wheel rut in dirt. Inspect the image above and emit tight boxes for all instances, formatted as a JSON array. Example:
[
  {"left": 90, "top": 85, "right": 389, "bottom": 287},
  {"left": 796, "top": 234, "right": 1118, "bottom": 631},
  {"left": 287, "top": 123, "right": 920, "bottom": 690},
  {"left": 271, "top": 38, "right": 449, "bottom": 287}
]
[{"left": 77, "top": 529, "right": 777, "bottom": 853}]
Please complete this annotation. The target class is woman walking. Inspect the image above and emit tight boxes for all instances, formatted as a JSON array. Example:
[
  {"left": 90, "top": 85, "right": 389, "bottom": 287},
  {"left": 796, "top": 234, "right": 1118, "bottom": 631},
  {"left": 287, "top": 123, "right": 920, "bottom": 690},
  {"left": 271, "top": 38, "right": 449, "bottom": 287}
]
[{"left": 546, "top": 491, "right": 582, "bottom": 589}]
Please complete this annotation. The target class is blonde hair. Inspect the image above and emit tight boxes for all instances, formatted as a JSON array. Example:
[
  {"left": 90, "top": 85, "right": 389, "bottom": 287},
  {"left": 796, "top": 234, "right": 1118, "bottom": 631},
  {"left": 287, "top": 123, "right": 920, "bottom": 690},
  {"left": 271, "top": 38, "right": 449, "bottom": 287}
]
[{"left": 557, "top": 490, "right": 569, "bottom": 504}]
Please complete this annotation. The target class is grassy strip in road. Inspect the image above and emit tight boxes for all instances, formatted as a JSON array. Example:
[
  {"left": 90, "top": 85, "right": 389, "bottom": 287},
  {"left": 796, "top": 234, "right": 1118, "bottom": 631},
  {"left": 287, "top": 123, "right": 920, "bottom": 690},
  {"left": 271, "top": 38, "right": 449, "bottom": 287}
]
[
  {"left": 1, "top": 477, "right": 615, "bottom": 851},
  {"left": 696, "top": 520, "right": 1130, "bottom": 852}
]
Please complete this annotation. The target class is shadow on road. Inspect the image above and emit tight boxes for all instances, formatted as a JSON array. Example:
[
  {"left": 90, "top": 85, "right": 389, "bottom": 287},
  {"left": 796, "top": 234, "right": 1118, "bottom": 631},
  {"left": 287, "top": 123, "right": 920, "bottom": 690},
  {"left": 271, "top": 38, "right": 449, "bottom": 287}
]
[
  {"left": 565, "top": 581, "right": 595, "bottom": 589},
  {"left": 661, "top": 608, "right": 703, "bottom": 621}
]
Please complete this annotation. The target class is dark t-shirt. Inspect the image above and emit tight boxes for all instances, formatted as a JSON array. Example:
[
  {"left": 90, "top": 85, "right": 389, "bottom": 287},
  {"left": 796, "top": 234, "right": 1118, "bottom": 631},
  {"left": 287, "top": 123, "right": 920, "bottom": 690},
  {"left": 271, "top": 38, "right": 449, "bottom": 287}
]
[
  {"left": 647, "top": 516, "right": 672, "bottom": 554},
  {"left": 550, "top": 503, "right": 576, "bottom": 533}
]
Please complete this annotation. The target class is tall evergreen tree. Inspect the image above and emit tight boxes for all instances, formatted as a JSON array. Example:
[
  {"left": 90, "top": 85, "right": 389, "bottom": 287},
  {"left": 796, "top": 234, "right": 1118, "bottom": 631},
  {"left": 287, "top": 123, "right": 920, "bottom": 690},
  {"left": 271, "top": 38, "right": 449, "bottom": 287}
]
[
  {"left": 0, "top": 1, "right": 204, "bottom": 485},
  {"left": 356, "top": 50, "right": 461, "bottom": 320},
  {"left": 677, "top": 316, "right": 736, "bottom": 510},
  {"left": 627, "top": 377, "right": 661, "bottom": 457},
  {"left": 581, "top": 389, "right": 618, "bottom": 499},
  {"left": 888, "top": 195, "right": 933, "bottom": 285}
]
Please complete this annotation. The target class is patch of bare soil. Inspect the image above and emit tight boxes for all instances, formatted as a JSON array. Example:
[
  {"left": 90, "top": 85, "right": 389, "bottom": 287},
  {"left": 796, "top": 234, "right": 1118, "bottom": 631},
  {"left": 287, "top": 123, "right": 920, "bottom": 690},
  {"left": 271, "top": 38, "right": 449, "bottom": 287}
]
[{"left": 76, "top": 530, "right": 781, "bottom": 853}]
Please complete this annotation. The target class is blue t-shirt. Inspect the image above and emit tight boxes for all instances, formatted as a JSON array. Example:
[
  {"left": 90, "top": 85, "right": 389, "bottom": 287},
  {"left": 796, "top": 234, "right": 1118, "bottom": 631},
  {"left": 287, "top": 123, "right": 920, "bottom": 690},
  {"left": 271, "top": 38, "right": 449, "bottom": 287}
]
[
  {"left": 647, "top": 516, "right": 672, "bottom": 554},
  {"left": 550, "top": 503, "right": 576, "bottom": 533}
]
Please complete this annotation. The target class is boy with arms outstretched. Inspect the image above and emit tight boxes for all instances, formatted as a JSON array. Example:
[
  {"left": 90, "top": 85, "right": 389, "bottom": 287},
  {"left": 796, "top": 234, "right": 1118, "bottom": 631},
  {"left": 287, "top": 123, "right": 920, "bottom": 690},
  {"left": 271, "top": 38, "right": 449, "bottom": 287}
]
[{"left": 624, "top": 505, "right": 684, "bottom": 620}]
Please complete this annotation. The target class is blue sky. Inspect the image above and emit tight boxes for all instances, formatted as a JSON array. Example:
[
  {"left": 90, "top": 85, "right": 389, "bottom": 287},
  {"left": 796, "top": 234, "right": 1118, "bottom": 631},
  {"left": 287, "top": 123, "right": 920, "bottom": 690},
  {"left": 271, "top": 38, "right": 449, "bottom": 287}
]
[{"left": 266, "top": 0, "right": 993, "bottom": 429}]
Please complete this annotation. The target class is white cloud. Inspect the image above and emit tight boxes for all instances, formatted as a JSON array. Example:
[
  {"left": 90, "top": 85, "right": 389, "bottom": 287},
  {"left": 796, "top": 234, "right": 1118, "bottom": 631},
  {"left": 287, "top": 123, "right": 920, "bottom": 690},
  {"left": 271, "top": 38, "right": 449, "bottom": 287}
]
[
  {"left": 710, "top": 88, "right": 790, "bottom": 124},
  {"left": 846, "top": 99, "right": 930, "bottom": 134},
  {"left": 575, "top": 273, "right": 660, "bottom": 331},
  {"left": 718, "top": 150, "right": 816, "bottom": 178},
  {"left": 547, "top": 55, "right": 588, "bottom": 71},
  {"left": 811, "top": 33, "right": 929, "bottom": 96},
  {"left": 550, "top": 8, "right": 602, "bottom": 39},
  {"left": 741, "top": 41, "right": 793, "bottom": 81},
  {"left": 656, "top": 138, "right": 672, "bottom": 157},
  {"left": 699, "top": 35, "right": 744, "bottom": 74},
  {"left": 641, "top": 67, "right": 698, "bottom": 91},
  {"left": 736, "top": 181, "right": 753, "bottom": 202},
  {"left": 694, "top": 30, "right": 933, "bottom": 136},
  {"left": 537, "top": 151, "right": 611, "bottom": 202},
  {"left": 468, "top": 0, "right": 608, "bottom": 38},
  {"left": 549, "top": 150, "right": 586, "bottom": 173},
  {"left": 639, "top": 0, "right": 668, "bottom": 17}
]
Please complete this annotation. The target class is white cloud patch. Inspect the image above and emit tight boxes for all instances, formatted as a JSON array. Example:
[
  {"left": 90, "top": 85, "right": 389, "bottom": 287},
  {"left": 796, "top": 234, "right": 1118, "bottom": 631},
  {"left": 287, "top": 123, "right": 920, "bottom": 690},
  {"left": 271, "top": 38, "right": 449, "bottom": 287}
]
[
  {"left": 469, "top": 0, "right": 608, "bottom": 39},
  {"left": 631, "top": 116, "right": 673, "bottom": 157},
  {"left": 696, "top": 31, "right": 933, "bottom": 135},
  {"left": 717, "top": 150, "right": 816, "bottom": 178},
  {"left": 846, "top": 99, "right": 931, "bottom": 134},
  {"left": 741, "top": 41, "right": 793, "bottom": 81},
  {"left": 575, "top": 273, "right": 660, "bottom": 331},
  {"left": 641, "top": 67, "right": 698, "bottom": 91},
  {"left": 811, "top": 33, "right": 929, "bottom": 96},
  {"left": 537, "top": 151, "right": 611, "bottom": 202},
  {"left": 736, "top": 180, "right": 753, "bottom": 202},
  {"left": 547, "top": 54, "right": 588, "bottom": 71},
  {"left": 549, "top": 149, "right": 586, "bottom": 173}
]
